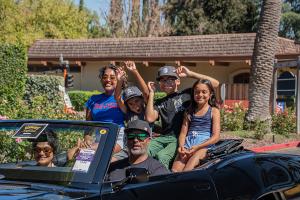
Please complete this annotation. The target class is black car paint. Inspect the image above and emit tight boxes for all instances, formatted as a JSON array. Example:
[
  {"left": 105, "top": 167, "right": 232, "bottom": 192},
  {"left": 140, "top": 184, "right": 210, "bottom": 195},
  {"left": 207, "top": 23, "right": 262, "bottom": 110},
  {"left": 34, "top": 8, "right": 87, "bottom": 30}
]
[{"left": 1, "top": 120, "right": 300, "bottom": 200}]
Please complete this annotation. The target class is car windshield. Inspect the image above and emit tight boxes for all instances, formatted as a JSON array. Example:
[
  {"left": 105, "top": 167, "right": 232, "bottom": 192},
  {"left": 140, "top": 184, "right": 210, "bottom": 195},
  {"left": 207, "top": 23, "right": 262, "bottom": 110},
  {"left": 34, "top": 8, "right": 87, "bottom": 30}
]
[{"left": 0, "top": 120, "right": 117, "bottom": 185}]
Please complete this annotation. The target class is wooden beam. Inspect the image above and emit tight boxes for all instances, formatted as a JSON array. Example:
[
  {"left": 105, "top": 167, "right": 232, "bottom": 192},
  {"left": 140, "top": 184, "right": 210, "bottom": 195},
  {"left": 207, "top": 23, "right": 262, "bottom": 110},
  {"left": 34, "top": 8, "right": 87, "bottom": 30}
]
[
  {"left": 41, "top": 61, "right": 47, "bottom": 66},
  {"left": 75, "top": 61, "right": 82, "bottom": 66},
  {"left": 142, "top": 61, "right": 149, "bottom": 67},
  {"left": 175, "top": 60, "right": 181, "bottom": 66},
  {"left": 209, "top": 60, "right": 215, "bottom": 66},
  {"left": 180, "top": 62, "right": 196, "bottom": 67},
  {"left": 245, "top": 60, "right": 251, "bottom": 66}
]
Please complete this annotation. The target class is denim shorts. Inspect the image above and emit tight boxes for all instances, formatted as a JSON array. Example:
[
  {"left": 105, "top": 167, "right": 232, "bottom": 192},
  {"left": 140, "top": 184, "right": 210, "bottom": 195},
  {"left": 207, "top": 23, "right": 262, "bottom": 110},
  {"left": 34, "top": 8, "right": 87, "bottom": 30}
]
[{"left": 184, "top": 131, "right": 213, "bottom": 149}]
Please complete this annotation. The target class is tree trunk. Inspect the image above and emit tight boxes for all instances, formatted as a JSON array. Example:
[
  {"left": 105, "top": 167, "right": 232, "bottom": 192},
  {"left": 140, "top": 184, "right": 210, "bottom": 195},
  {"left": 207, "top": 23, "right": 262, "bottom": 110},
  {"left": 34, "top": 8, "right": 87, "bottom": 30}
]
[
  {"left": 129, "top": 0, "right": 140, "bottom": 37},
  {"left": 108, "top": 0, "right": 124, "bottom": 37},
  {"left": 245, "top": 0, "right": 281, "bottom": 132}
]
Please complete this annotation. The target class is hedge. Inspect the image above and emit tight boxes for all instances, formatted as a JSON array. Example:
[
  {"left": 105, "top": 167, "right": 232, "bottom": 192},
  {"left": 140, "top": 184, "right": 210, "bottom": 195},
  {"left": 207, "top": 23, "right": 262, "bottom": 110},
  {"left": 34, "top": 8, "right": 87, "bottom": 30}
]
[
  {"left": 68, "top": 91, "right": 166, "bottom": 111},
  {"left": 24, "top": 75, "right": 64, "bottom": 108},
  {"left": 0, "top": 43, "right": 27, "bottom": 116},
  {"left": 68, "top": 90, "right": 101, "bottom": 111}
]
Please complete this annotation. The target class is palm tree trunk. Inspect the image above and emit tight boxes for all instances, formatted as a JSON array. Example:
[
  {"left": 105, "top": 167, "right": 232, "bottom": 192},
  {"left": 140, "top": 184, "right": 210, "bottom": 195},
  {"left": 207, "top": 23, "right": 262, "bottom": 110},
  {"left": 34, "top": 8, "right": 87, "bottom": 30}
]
[{"left": 245, "top": 0, "right": 281, "bottom": 132}]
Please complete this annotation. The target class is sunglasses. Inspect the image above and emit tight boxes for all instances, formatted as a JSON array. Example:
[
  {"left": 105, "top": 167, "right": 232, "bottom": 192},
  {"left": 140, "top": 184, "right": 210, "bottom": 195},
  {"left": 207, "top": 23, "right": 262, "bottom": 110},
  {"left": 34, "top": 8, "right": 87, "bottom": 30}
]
[
  {"left": 34, "top": 147, "right": 53, "bottom": 156},
  {"left": 127, "top": 132, "right": 150, "bottom": 141},
  {"left": 159, "top": 78, "right": 177, "bottom": 84},
  {"left": 102, "top": 75, "right": 117, "bottom": 81}
]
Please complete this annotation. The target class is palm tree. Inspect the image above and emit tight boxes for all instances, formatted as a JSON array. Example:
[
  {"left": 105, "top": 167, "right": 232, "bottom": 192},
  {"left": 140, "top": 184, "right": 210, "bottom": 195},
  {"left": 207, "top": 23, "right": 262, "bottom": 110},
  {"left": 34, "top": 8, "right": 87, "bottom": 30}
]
[{"left": 245, "top": 0, "right": 281, "bottom": 133}]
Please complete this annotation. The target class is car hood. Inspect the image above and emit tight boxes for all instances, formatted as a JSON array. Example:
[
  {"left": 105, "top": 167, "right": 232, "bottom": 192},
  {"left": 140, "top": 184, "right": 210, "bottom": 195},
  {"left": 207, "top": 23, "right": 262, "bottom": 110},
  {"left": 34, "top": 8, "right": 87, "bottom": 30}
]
[{"left": 0, "top": 180, "right": 99, "bottom": 200}]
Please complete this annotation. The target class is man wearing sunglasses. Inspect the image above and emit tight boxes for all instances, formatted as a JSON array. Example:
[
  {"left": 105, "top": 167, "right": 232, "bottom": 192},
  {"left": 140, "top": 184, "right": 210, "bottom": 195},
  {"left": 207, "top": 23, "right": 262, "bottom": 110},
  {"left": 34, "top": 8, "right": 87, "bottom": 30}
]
[{"left": 108, "top": 120, "right": 169, "bottom": 181}]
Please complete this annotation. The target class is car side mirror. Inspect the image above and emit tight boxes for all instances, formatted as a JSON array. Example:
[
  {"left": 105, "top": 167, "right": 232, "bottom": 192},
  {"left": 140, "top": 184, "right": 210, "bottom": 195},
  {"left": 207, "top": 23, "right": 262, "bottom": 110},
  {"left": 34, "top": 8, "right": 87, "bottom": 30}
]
[{"left": 126, "top": 167, "right": 149, "bottom": 184}]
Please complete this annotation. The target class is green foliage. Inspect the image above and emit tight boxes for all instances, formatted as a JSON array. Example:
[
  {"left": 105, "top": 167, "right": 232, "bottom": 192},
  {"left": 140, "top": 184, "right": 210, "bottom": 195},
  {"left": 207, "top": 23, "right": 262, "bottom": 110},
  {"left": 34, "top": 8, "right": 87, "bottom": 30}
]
[
  {"left": 68, "top": 90, "right": 101, "bottom": 111},
  {"left": 221, "top": 102, "right": 296, "bottom": 139},
  {"left": 68, "top": 91, "right": 166, "bottom": 111},
  {"left": 280, "top": 1, "right": 300, "bottom": 41},
  {"left": 0, "top": 132, "right": 32, "bottom": 163},
  {"left": 221, "top": 102, "right": 246, "bottom": 131},
  {"left": 163, "top": 0, "right": 259, "bottom": 35},
  {"left": 24, "top": 75, "right": 64, "bottom": 107},
  {"left": 1, "top": 74, "right": 83, "bottom": 120},
  {"left": 0, "top": 43, "right": 27, "bottom": 116},
  {"left": 252, "top": 120, "right": 270, "bottom": 140},
  {"left": 272, "top": 109, "right": 296, "bottom": 136},
  {"left": 0, "top": 0, "right": 104, "bottom": 46}
]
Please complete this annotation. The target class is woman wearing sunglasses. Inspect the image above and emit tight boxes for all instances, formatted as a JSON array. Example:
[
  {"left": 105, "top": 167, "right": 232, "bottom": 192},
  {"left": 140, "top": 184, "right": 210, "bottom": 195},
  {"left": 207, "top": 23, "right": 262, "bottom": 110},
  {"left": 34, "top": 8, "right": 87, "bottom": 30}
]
[
  {"left": 85, "top": 64, "right": 126, "bottom": 162},
  {"left": 32, "top": 130, "right": 58, "bottom": 167}
]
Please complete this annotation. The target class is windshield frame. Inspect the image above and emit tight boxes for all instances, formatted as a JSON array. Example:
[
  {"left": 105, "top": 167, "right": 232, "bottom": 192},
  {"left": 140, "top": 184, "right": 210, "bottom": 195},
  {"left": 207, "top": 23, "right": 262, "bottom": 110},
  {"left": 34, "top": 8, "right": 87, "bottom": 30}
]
[{"left": 0, "top": 119, "right": 119, "bottom": 186}]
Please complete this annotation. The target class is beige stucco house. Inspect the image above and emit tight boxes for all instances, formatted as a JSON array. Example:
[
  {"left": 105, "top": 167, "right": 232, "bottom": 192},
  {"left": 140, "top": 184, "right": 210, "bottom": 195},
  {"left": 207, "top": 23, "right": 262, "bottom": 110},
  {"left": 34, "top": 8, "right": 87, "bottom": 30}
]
[{"left": 28, "top": 33, "right": 300, "bottom": 101}]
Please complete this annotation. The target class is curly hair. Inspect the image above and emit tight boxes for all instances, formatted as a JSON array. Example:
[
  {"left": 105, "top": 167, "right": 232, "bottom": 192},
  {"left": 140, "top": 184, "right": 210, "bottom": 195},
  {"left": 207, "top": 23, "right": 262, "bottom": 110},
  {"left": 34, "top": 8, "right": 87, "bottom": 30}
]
[
  {"left": 98, "top": 64, "right": 118, "bottom": 79},
  {"left": 98, "top": 63, "right": 128, "bottom": 88}
]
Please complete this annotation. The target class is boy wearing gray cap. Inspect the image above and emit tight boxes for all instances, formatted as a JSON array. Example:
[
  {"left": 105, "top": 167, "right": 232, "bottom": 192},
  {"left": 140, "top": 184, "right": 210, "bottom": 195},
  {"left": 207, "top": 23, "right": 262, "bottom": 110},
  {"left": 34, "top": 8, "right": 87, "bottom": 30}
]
[{"left": 146, "top": 65, "right": 219, "bottom": 169}]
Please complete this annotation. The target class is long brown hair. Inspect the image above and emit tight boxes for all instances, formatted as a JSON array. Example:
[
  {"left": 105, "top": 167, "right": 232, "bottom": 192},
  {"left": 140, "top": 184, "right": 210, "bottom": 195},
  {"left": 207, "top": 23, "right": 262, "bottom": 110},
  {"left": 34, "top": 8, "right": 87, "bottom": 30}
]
[{"left": 186, "top": 79, "right": 217, "bottom": 120}]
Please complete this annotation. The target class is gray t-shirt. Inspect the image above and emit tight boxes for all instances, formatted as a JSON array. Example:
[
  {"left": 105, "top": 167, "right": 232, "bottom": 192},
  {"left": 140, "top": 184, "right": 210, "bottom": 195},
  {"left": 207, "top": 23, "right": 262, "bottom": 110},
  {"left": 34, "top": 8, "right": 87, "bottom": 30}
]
[
  {"left": 108, "top": 156, "right": 169, "bottom": 181},
  {"left": 125, "top": 110, "right": 145, "bottom": 123}
]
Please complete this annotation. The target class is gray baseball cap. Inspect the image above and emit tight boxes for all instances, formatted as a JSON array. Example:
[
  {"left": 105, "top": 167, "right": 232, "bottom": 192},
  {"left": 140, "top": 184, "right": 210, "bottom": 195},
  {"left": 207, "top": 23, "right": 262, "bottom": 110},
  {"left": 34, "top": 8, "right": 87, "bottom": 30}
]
[
  {"left": 123, "top": 86, "right": 143, "bottom": 102},
  {"left": 125, "top": 120, "right": 152, "bottom": 137},
  {"left": 156, "top": 66, "right": 179, "bottom": 81}
]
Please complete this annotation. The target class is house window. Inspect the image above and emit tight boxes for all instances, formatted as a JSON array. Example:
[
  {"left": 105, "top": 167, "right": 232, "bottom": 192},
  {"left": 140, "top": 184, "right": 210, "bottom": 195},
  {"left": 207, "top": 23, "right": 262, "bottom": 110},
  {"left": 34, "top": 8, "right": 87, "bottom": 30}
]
[
  {"left": 233, "top": 72, "right": 250, "bottom": 84},
  {"left": 277, "top": 71, "right": 295, "bottom": 96}
]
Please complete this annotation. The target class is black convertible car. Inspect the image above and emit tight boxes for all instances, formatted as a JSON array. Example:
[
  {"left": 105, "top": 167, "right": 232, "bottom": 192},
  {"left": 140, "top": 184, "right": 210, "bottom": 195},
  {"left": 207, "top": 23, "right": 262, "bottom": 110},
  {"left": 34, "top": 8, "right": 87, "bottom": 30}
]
[{"left": 0, "top": 120, "right": 300, "bottom": 200}]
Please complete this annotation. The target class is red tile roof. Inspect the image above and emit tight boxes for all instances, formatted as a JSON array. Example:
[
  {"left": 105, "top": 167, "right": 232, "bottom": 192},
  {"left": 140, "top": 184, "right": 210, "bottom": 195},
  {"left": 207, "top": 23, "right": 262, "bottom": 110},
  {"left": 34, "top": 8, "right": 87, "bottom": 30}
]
[{"left": 28, "top": 33, "right": 300, "bottom": 61}]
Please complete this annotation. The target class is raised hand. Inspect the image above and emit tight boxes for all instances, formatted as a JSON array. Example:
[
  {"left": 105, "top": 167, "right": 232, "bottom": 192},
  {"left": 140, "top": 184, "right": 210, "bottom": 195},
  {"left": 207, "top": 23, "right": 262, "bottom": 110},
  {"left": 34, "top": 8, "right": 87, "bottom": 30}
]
[
  {"left": 176, "top": 65, "right": 191, "bottom": 78},
  {"left": 147, "top": 81, "right": 156, "bottom": 93},
  {"left": 116, "top": 67, "right": 126, "bottom": 81},
  {"left": 124, "top": 61, "right": 137, "bottom": 72}
]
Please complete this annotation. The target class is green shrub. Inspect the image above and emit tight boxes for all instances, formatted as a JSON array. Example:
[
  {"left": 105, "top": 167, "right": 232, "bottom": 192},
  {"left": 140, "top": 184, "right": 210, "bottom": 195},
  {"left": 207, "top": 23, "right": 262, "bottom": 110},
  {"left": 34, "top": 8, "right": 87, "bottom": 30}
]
[
  {"left": 272, "top": 109, "right": 296, "bottom": 136},
  {"left": 221, "top": 102, "right": 246, "bottom": 131},
  {"left": 0, "top": 131, "right": 31, "bottom": 163},
  {"left": 68, "top": 90, "right": 100, "bottom": 111},
  {"left": 68, "top": 91, "right": 167, "bottom": 111},
  {"left": 24, "top": 75, "right": 64, "bottom": 109},
  {"left": 0, "top": 43, "right": 27, "bottom": 116},
  {"left": 3, "top": 75, "right": 83, "bottom": 120}
]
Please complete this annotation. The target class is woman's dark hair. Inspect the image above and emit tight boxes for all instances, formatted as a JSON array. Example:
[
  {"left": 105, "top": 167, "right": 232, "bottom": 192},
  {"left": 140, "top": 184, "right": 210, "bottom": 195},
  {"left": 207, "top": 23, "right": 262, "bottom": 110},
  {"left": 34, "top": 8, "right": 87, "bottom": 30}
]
[
  {"left": 98, "top": 64, "right": 117, "bottom": 79},
  {"left": 186, "top": 79, "right": 217, "bottom": 120},
  {"left": 98, "top": 64, "right": 127, "bottom": 88},
  {"left": 32, "top": 129, "right": 58, "bottom": 154}
]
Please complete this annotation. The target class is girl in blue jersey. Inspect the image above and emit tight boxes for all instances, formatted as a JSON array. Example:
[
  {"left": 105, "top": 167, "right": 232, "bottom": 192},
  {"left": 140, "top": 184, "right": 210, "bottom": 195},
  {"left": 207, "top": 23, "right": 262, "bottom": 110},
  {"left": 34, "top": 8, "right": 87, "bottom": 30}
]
[
  {"left": 85, "top": 64, "right": 126, "bottom": 162},
  {"left": 172, "top": 79, "right": 220, "bottom": 172}
]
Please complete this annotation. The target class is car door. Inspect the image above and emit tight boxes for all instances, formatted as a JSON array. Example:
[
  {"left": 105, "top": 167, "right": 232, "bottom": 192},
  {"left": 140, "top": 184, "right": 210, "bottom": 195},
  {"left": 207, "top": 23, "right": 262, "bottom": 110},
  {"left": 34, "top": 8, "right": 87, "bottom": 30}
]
[
  {"left": 211, "top": 154, "right": 294, "bottom": 200},
  {"left": 101, "top": 169, "right": 218, "bottom": 200}
]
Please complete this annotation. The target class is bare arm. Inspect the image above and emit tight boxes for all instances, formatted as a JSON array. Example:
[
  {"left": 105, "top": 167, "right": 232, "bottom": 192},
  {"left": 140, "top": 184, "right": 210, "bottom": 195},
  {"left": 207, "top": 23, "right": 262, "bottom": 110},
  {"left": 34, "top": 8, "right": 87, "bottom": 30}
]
[
  {"left": 125, "top": 61, "right": 149, "bottom": 102},
  {"left": 114, "top": 67, "right": 127, "bottom": 113},
  {"left": 178, "top": 113, "right": 190, "bottom": 148},
  {"left": 176, "top": 66, "right": 219, "bottom": 88},
  {"left": 145, "top": 82, "right": 159, "bottom": 123},
  {"left": 194, "top": 107, "right": 220, "bottom": 150}
]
